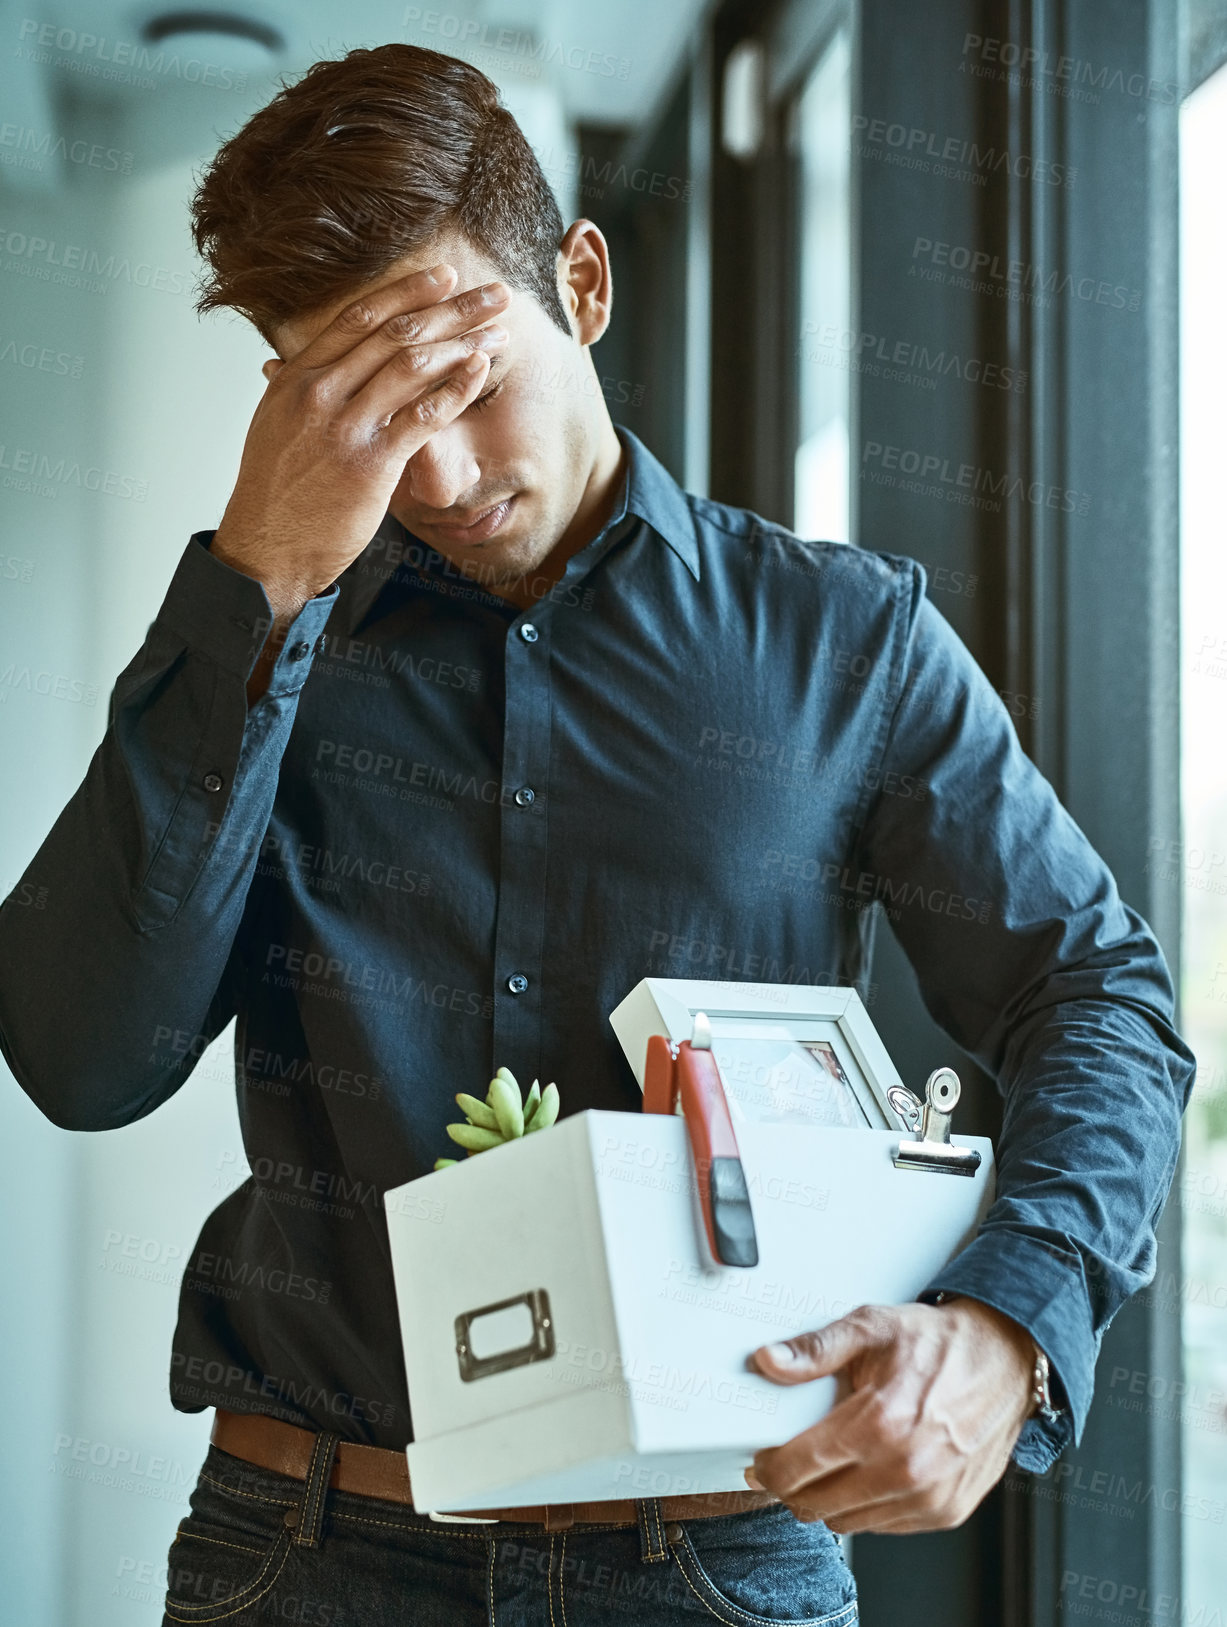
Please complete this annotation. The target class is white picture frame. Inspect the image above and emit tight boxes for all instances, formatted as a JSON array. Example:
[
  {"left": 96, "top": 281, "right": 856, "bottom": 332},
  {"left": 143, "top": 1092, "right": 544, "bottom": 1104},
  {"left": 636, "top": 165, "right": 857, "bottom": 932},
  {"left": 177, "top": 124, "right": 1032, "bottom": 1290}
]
[{"left": 608, "top": 977, "right": 912, "bottom": 1132}]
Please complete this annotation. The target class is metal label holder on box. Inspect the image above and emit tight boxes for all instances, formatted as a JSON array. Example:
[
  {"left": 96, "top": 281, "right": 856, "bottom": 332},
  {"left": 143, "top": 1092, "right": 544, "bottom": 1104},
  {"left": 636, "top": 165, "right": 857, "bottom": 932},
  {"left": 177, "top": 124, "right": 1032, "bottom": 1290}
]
[{"left": 383, "top": 979, "right": 995, "bottom": 1513}]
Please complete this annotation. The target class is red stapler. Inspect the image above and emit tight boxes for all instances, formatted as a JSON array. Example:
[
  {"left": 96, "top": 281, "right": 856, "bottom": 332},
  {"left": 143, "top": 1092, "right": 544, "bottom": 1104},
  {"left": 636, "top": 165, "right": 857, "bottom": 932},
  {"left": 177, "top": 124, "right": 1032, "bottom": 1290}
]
[{"left": 642, "top": 1012, "right": 759, "bottom": 1268}]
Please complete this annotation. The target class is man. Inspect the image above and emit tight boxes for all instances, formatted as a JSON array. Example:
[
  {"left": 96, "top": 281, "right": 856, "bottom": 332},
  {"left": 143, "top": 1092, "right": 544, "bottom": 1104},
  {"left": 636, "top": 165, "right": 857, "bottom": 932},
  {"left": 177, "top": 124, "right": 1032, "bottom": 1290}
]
[{"left": 0, "top": 41, "right": 1194, "bottom": 1626}]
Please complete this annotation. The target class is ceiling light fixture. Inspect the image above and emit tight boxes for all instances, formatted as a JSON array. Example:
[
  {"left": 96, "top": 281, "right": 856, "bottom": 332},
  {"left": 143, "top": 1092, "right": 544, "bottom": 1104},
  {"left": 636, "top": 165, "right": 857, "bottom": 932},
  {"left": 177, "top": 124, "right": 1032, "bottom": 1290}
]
[{"left": 141, "top": 10, "right": 285, "bottom": 54}]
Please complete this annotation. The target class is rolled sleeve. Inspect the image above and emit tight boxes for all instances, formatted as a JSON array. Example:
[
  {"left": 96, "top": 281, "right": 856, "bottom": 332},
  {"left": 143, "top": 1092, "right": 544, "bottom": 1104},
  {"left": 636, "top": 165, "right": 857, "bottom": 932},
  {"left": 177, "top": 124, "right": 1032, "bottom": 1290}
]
[
  {"left": 0, "top": 532, "right": 338, "bottom": 1130},
  {"left": 854, "top": 558, "right": 1196, "bottom": 1467}
]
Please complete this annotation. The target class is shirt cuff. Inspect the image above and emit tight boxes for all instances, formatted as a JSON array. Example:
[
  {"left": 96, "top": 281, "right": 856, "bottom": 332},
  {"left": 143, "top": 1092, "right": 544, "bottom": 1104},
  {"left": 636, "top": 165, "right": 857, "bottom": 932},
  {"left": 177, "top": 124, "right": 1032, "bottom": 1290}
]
[
  {"left": 917, "top": 1227, "right": 1093, "bottom": 1474},
  {"left": 154, "top": 531, "right": 339, "bottom": 686}
]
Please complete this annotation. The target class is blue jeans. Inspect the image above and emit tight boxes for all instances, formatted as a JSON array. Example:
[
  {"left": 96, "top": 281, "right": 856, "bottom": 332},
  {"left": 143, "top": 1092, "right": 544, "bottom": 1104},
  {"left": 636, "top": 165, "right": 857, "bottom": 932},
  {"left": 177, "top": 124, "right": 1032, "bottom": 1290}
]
[{"left": 160, "top": 1444, "right": 859, "bottom": 1625}]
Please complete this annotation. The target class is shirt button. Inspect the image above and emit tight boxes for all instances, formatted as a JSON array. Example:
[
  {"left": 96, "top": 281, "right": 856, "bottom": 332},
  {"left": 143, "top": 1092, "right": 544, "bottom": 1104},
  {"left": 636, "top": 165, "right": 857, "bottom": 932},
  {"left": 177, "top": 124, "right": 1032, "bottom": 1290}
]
[
  {"left": 288, "top": 640, "right": 310, "bottom": 660},
  {"left": 514, "top": 786, "right": 535, "bottom": 806},
  {"left": 519, "top": 622, "right": 539, "bottom": 643},
  {"left": 202, "top": 772, "right": 224, "bottom": 793},
  {"left": 506, "top": 974, "right": 529, "bottom": 995}
]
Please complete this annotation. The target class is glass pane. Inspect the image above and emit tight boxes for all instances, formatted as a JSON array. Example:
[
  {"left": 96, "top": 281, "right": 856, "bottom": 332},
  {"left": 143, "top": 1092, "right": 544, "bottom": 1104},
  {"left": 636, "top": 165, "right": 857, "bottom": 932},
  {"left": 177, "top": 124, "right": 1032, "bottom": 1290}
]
[
  {"left": 1179, "top": 58, "right": 1227, "bottom": 1612},
  {"left": 708, "top": 1035, "right": 872, "bottom": 1128},
  {"left": 793, "top": 25, "right": 852, "bottom": 544}
]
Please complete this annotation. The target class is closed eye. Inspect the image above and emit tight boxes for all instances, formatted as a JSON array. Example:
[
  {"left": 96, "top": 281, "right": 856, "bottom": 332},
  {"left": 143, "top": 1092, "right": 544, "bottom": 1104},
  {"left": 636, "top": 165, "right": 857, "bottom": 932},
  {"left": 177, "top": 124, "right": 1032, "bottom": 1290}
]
[{"left": 468, "top": 377, "right": 506, "bottom": 412}]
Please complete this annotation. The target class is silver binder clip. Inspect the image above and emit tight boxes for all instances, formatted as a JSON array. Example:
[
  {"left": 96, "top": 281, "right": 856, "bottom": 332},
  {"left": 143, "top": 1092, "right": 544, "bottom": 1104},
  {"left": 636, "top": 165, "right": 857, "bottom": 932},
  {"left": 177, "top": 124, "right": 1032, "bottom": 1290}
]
[
  {"left": 891, "top": 1068, "right": 982, "bottom": 1177},
  {"left": 886, "top": 1085, "right": 922, "bottom": 1133}
]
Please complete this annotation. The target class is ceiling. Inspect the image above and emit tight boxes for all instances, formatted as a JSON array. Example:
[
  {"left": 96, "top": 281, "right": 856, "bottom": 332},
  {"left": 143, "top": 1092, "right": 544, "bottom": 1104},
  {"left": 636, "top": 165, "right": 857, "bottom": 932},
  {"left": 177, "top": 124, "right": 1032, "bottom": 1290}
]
[{"left": 2, "top": 0, "right": 714, "bottom": 195}]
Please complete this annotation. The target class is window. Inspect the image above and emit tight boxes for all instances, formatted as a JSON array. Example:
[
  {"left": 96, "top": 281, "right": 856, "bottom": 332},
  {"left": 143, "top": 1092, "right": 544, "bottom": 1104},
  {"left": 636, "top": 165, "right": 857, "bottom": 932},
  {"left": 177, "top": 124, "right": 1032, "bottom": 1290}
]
[
  {"left": 791, "top": 24, "right": 852, "bottom": 543},
  {"left": 1179, "top": 56, "right": 1227, "bottom": 1613}
]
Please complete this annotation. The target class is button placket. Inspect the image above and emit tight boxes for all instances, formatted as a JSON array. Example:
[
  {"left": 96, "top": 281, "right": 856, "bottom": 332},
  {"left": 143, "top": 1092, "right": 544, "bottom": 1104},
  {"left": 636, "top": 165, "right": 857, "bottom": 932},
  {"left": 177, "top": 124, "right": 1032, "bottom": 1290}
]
[{"left": 491, "top": 613, "right": 552, "bottom": 1083}]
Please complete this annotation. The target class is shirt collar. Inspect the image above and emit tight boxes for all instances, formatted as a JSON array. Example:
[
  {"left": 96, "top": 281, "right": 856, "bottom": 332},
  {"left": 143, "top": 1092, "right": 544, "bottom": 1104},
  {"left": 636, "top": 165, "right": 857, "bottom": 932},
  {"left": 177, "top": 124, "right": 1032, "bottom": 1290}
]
[
  {"left": 332, "top": 422, "right": 701, "bottom": 637},
  {"left": 614, "top": 423, "right": 703, "bottom": 583}
]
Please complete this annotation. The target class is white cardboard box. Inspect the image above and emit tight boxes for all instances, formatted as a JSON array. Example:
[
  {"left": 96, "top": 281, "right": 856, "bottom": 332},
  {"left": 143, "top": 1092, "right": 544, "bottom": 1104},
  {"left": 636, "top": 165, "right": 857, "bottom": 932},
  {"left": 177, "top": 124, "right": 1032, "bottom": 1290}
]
[{"left": 384, "top": 1102, "right": 994, "bottom": 1512}]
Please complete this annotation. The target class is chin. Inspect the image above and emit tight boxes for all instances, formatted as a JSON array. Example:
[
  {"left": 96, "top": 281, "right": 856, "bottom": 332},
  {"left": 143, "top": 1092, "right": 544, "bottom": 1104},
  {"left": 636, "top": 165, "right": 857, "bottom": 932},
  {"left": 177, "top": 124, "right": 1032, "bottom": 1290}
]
[{"left": 446, "top": 539, "right": 524, "bottom": 584}]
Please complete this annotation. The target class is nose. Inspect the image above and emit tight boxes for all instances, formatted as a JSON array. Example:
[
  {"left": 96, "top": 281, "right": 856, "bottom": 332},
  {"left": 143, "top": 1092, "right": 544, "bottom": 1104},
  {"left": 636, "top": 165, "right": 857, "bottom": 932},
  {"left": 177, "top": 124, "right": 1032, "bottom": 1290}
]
[{"left": 400, "top": 426, "right": 482, "bottom": 512}]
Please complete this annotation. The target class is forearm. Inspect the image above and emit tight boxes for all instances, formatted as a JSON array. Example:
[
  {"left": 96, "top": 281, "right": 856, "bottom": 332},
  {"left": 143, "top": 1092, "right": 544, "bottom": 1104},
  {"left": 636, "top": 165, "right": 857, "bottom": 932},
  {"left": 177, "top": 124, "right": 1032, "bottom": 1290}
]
[
  {"left": 919, "top": 983, "right": 1192, "bottom": 1465},
  {"left": 0, "top": 534, "right": 337, "bottom": 1128},
  {"left": 852, "top": 567, "right": 1196, "bottom": 1468}
]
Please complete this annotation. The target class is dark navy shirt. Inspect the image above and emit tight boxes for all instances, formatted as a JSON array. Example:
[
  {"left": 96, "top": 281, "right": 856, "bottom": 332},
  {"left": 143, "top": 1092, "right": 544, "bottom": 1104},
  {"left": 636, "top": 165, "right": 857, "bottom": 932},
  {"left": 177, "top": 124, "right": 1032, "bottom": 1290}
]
[{"left": 0, "top": 424, "right": 1194, "bottom": 1473}]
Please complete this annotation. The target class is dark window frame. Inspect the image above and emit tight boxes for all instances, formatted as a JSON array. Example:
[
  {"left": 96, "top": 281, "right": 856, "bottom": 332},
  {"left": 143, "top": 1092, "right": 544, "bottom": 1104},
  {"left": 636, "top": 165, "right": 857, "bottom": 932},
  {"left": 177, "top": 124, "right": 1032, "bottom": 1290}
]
[{"left": 587, "top": 0, "right": 1187, "bottom": 1617}]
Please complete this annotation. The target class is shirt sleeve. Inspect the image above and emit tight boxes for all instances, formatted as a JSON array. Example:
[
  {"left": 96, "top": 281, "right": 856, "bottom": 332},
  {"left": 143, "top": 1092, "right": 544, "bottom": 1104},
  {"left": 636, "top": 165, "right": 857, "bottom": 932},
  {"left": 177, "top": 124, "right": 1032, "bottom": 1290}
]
[
  {"left": 851, "top": 557, "right": 1196, "bottom": 1474},
  {"left": 0, "top": 532, "right": 338, "bottom": 1131}
]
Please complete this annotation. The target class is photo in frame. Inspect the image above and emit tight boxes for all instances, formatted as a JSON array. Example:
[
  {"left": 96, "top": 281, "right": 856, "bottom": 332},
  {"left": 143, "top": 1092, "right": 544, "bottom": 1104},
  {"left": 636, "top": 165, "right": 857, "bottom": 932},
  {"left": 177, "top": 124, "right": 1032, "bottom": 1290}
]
[{"left": 609, "top": 977, "right": 914, "bottom": 1132}]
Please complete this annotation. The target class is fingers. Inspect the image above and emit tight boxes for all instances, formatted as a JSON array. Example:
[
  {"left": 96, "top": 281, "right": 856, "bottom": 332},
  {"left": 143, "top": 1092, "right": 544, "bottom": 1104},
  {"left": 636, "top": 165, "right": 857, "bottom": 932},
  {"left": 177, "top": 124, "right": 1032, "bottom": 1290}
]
[
  {"left": 291, "top": 263, "right": 458, "bottom": 371},
  {"left": 845, "top": 1504, "right": 978, "bottom": 1535},
  {"left": 762, "top": 1442, "right": 974, "bottom": 1536},
  {"left": 822, "top": 1479, "right": 983, "bottom": 1536},
  {"left": 765, "top": 1430, "right": 948, "bottom": 1528},
  {"left": 348, "top": 322, "right": 507, "bottom": 431},
  {"left": 379, "top": 350, "right": 493, "bottom": 462},
  {"left": 299, "top": 274, "right": 513, "bottom": 403},
  {"left": 822, "top": 1499, "right": 923, "bottom": 1535},
  {"left": 749, "top": 1389, "right": 877, "bottom": 1498},
  {"left": 750, "top": 1305, "right": 897, "bottom": 1386},
  {"left": 826, "top": 1505, "right": 930, "bottom": 1536},
  {"left": 783, "top": 1463, "right": 913, "bottom": 1529},
  {"left": 745, "top": 1309, "right": 902, "bottom": 1499},
  {"left": 745, "top": 1303, "right": 1023, "bottom": 1539}
]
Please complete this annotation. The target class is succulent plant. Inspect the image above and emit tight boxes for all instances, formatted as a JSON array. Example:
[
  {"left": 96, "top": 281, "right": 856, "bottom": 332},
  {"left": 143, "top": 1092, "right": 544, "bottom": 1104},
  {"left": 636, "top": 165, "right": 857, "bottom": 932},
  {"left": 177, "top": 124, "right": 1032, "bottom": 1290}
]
[{"left": 433, "top": 1067, "right": 560, "bottom": 1170}]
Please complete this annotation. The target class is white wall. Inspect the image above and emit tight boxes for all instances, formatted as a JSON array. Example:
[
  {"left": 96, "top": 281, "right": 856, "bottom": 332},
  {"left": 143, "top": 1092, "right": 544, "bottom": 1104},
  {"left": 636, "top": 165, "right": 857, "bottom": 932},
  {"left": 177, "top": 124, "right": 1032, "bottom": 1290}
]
[
  {"left": 0, "top": 36, "right": 579, "bottom": 1623},
  {"left": 0, "top": 134, "right": 268, "bottom": 1623}
]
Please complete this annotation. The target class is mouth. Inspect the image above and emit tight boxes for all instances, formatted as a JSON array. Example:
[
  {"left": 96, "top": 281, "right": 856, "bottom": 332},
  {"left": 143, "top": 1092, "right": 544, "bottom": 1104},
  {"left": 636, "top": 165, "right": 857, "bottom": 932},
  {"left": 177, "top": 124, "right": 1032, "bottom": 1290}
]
[{"left": 425, "top": 494, "right": 518, "bottom": 544}]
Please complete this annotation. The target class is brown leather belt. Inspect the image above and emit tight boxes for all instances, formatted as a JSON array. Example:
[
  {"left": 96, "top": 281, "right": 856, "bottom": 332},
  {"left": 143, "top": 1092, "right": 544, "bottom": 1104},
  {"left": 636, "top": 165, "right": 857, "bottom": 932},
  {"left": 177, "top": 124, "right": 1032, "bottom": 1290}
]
[{"left": 210, "top": 1409, "right": 777, "bottom": 1530}]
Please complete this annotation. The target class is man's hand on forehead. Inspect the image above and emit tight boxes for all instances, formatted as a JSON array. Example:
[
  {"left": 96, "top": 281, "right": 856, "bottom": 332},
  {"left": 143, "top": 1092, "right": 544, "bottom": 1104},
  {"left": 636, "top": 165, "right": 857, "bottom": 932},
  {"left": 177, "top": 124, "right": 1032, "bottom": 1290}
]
[
  {"left": 269, "top": 262, "right": 510, "bottom": 371},
  {"left": 209, "top": 260, "right": 511, "bottom": 635}
]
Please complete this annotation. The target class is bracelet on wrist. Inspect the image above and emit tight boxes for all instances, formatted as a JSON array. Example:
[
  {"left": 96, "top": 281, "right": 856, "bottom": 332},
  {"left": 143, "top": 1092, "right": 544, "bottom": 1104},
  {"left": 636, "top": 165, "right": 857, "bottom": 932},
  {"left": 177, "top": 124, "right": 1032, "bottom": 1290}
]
[{"left": 1030, "top": 1342, "right": 1062, "bottom": 1425}]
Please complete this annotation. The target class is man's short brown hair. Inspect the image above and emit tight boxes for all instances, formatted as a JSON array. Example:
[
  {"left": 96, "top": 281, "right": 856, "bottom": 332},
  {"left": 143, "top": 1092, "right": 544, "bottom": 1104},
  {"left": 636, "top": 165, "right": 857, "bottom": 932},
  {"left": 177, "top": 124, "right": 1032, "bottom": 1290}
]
[{"left": 189, "top": 43, "right": 571, "bottom": 343}]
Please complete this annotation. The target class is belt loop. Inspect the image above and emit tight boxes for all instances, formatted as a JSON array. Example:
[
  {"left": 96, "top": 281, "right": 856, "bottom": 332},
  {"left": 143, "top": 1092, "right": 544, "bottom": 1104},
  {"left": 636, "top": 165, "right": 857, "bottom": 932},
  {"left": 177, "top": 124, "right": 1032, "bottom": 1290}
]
[
  {"left": 636, "top": 1497, "right": 668, "bottom": 1562},
  {"left": 293, "top": 1430, "right": 340, "bottom": 1548},
  {"left": 543, "top": 1502, "right": 576, "bottom": 1531}
]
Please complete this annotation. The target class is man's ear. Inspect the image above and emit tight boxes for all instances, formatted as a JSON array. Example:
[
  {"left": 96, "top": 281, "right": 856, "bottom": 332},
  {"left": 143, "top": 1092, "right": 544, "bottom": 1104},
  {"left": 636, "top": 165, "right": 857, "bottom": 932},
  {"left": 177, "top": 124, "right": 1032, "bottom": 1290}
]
[{"left": 557, "top": 220, "right": 612, "bottom": 347}]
